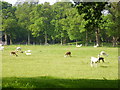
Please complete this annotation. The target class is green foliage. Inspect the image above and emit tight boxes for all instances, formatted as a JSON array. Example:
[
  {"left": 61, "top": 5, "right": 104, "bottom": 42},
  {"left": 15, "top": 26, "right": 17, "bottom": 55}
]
[
  {"left": 1, "top": 1, "right": 18, "bottom": 44},
  {"left": 66, "top": 7, "right": 86, "bottom": 40},
  {"left": 100, "top": 2, "right": 120, "bottom": 46},
  {"left": 75, "top": 2, "right": 107, "bottom": 27},
  {"left": 1, "top": 1, "right": 119, "bottom": 46},
  {"left": 108, "top": 2, "right": 120, "bottom": 38},
  {"left": 74, "top": 2, "right": 108, "bottom": 46},
  {"left": 28, "top": 2, "right": 53, "bottom": 44}
]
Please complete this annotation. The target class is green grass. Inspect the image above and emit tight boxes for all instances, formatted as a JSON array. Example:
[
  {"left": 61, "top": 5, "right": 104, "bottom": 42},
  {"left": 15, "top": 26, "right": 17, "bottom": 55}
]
[{"left": 1, "top": 45, "right": 119, "bottom": 88}]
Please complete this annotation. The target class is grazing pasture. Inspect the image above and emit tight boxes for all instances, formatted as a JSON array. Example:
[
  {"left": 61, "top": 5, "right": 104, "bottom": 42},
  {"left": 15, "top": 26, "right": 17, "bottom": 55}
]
[{"left": 1, "top": 45, "right": 118, "bottom": 88}]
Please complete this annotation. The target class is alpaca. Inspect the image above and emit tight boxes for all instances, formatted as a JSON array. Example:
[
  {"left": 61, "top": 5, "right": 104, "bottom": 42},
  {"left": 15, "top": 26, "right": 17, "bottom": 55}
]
[
  {"left": 16, "top": 47, "right": 21, "bottom": 52},
  {"left": 64, "top": 51, "right": 71, "bottom": 57},
  {"left": 90, "top": 57, "right": 99, "bottom": 67},
  {"left": 10, "top": 51, "right": 18, "bottom": 57},
  {"left": 24, "top": 50, "right": 32, "bottom": 55},
  {"left": 20, "top": 51, "right": 24, "bottom": 53},
  {"left": 99, "top": 51, "right": 108, "bottom": 57},
  {"left": 24, "top": 50, "right": 31, "bottom": 53},
  {"left": 94, "top": 44, "right": 99, "bottom": 48},
  {"left": 25, "top": 52, "right": 31, "bottom": 55},
  {"left": 76, "top": 44, "right": 82, "bottom": 47},
  {"left": 98, "top": 54, "right": 105, "bottom": 62},
  {"left": 98, "top": 57, "right": 104, "bottom": 63},
  {"left": 90, "top": 56, "right": 104, "bottom": 67},
  {"left": 0, "top": 46, "right": 4, "bottom": 51},
  {"left": 26, "top": 50, "right": 31, "bottom": 53}
]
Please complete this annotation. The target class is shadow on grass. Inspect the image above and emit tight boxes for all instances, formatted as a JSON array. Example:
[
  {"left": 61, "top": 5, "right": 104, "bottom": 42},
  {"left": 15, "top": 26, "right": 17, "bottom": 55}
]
[
  {"left": 2, "top": 76, "right": 118, "bottom": 88},
  {"left": 100, "top": 66, "right": 109, "bottom": 68}
]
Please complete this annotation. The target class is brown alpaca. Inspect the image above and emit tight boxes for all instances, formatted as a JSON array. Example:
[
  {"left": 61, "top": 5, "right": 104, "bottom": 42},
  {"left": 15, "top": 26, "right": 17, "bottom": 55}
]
[
  {"left": 10, "top": 51, "right": 18, "bottom": 57},
  {"left": 64, "top": 51, "right": 71, "bottom": 57}
]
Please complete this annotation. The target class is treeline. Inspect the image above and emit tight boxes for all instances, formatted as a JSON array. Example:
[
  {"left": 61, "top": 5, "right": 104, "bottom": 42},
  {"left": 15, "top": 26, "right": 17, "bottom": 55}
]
[{"left": 1, "top": 1, "right": 120, "bottom": 46}]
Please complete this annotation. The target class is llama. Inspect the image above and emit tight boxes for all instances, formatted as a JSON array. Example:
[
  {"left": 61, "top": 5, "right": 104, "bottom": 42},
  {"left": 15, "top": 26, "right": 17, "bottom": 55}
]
[
  {"left": 10, "top": 51, "right": 18, "bottom": 57},
  {"left": 64, "top": 51, "right": 71, "bottom": 57}
]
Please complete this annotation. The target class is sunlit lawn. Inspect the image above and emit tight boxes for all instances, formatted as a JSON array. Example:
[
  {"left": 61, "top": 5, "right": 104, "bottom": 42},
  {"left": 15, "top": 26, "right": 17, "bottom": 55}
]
[{"left": 1, "top": 45, "right": 118, "bottom": 88}]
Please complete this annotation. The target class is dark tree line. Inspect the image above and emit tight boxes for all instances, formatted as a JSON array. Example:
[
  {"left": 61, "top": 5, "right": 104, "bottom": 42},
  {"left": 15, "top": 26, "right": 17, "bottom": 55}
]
[{"left": 0, "top": 1, "right": 120, "bottom": 47}]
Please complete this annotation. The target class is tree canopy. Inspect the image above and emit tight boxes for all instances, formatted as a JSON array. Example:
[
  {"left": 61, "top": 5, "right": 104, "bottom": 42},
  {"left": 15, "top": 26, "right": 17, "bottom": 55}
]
[{"left": 1, "top": 1, "right": 120, "bottom": 46}]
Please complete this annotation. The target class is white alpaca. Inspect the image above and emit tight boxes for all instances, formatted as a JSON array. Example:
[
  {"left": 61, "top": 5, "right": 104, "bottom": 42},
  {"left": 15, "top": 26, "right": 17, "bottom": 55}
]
[
  {"left": 94, "top": 44, "right": 99, "bottom": 48},
  {"left": 99, "top": 51, "right": 108, "bottom": 57},
  {"left": 27, "top": 50, "right": 31, "bottom": 52},
  {"left": 90, "top": 57, "right": 99, "bottom": 67},
  {"left": 0, "top": 44, "right": 2, "bottom": 46},
  {"left": 25, "top": 50, "right": 31, "bottom": 53},
  {"left": 25, "top": 52, "right": 31, "bottom": 55},
  {"left": 0, "top": 46, "right": 4, "bottom": 51},
  {"left": 25, "top": 50, "right": 32, "bottom": 55},
  {"left": 76, "top": 44, "right": 82, "bottom": 47},
  {"left": 16, "top": 47, "right": 21, "bottom": 51}
]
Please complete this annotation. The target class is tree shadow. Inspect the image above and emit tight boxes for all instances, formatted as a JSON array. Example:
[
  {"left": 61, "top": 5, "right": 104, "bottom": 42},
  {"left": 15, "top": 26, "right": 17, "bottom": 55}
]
[{"left": 2, "top": 76, "right": 118, "bottom": 88}]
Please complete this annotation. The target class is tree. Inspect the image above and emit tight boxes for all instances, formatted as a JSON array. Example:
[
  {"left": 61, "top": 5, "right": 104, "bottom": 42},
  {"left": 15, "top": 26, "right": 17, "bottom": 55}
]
[
  {"left": 15, "top": 2, "right": 35, "bottom": 44},
  {"left": 1, "top": 1, "right": 17, "bottom": 45},
  {"left": 29, "top": 2, "right": 53, "bottom": 44},
  {"left": 74, "top": 2, "right": 107, "bottom": 46},
  {"left": 65, "top": 7, "right": 86, "bottom": 45},
  {"left": 106, "top": 2, "right": 120, "bottom": 46},
  {"left": 51, "top": 2, "right": 72, "bottom": 45},
  {"left": 2, "top": 18, "right": 19, "bottom": 44}
]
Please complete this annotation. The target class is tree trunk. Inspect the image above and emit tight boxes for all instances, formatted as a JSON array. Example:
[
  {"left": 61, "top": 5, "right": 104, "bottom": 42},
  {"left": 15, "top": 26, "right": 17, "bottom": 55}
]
[
  {"left": 28, "top": 31, "right": 30, "bottom": 45},
  {"left": 85, "top": 30, "right": 88, "bottom": 46},
  {"left": 63, "top": 38, "right": 66, "bottom": 44},
  {"left": 4, "top": 32, "right": 7, "bottom": 45},
  {"left": 95, "top": 28, "right": 100, "bottom": 46},
  {"left": 0, "top": 31, "right": 2, "bottom": 41},
  {"left": 112, "top": 36, "right": 118, "bottom": 47},
  {"left": 45, "top": 31, "right": 48, "bottom": 45},
  {"left": 39, "top": 39, "right": 42, "bottom": 45},
  {"left": 52, "top": 39, "right": 55, "bottom": 44},
  {"left": 61, "top": 37, "right": 63, "bottom": 45},
  {"left": 10, "top": 38, "right": 12, "bottom": 45},
  {"left": 76, "top": 39, "right": 78, "bottom": 46}
]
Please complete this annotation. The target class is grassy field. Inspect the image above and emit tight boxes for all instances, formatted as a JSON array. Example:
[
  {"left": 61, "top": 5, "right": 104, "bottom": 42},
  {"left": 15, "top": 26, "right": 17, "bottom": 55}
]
[{"left": 1, "top": 45, "right": 118, "bottom": 88}]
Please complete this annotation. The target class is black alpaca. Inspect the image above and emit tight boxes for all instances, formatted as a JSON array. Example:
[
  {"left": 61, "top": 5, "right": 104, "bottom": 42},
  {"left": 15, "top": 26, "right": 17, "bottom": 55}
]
[{"left": 98, "top": 57, "right": 104, "bottom": 63}]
